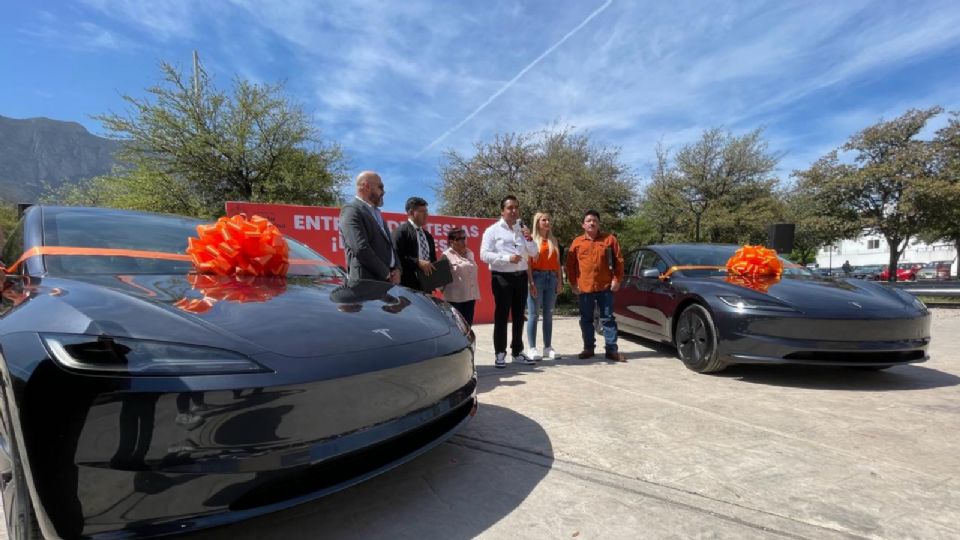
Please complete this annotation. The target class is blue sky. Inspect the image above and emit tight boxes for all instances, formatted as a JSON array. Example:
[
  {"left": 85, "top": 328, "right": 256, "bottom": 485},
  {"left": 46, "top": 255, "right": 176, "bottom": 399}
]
[{"left": 3, "top": 0, "right": 960, "bottom": 212}]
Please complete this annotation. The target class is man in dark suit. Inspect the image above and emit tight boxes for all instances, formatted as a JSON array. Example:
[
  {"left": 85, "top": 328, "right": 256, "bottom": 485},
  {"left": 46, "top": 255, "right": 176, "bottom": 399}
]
[
  {"left": 339, "top": 171, "right": 400, "bottom": 283},
  {"left": 391, "top": 197, "right": 438, "bottom": 291}
]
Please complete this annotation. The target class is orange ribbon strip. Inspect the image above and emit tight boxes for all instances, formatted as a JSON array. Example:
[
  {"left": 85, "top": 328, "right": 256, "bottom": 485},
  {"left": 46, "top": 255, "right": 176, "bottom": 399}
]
[
  {"left": 3, "top": 246, "right": 332, "bottom": 275},
  {"left": 4, "top": 247, "right": 190, "bottom": 275},
  {"left": 660, "top": 265, "right": 726, "bottom": 280}
]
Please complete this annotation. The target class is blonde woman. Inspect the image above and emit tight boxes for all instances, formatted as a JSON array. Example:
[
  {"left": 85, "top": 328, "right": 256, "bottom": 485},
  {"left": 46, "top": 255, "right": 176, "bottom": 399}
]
[{"left": 526, "top": 212, "right": 564, "bottom": 360}]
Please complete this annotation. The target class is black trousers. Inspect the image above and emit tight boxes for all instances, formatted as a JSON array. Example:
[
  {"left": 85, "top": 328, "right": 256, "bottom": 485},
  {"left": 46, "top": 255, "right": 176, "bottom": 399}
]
[
  {"left": 448, "top": 300, "right": 476, "bottom": 327},
  {"left": 491, "top": 271, "right": 527, "bottom": 355}
]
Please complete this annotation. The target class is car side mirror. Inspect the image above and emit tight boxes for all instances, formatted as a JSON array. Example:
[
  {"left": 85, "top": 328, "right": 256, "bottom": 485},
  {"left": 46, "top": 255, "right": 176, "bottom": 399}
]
[{"left": 642, "top": 268, "right": 661, "bottom": 279}]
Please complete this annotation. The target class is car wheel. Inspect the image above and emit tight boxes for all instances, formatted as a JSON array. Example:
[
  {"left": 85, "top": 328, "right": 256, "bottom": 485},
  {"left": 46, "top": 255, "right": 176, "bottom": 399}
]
[
  {"left": 0, "top": 404, "right": 43, "bottom": 540},
  {"left": 674, "top": 304, "right": 724, "bottom": 373},
  {"left": 1, "top": 428, "right": 43, "bottom": 539}
]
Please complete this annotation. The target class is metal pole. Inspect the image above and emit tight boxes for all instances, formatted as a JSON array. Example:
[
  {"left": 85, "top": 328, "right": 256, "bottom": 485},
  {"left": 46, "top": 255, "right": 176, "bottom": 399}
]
[{"left": 193, "top": 50, "right": 200, "bottom": 100}]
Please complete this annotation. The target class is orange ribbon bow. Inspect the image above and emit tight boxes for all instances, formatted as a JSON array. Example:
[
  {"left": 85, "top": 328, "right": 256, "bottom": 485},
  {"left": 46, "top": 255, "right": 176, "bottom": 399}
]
[
  {"left": 725, "top": 245, "right": 783, "bottom": 292},
  {"left": 186, "top": 214, "right": 289, "bottom": 276}
]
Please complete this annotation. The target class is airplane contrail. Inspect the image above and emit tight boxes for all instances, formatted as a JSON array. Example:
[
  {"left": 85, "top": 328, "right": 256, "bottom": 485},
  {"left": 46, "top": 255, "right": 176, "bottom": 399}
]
[{"left": 415, "top": 0, "right": 614, "bottom": 158}]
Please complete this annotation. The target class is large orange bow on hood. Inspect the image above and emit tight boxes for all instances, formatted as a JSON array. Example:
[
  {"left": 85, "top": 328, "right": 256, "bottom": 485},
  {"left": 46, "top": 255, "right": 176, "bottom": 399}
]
[
  {"left": 186, "top": 214, "right": 289, "bottom": 276},
  {"left": 725, "top": 245, "right": 783, "bottom": 292}
]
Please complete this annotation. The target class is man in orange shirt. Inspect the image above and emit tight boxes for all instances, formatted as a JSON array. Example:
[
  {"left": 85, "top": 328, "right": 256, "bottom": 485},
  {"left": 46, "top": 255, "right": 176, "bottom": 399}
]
[{"left": 565, "top": 210, "right": 626, "bottom": 362}]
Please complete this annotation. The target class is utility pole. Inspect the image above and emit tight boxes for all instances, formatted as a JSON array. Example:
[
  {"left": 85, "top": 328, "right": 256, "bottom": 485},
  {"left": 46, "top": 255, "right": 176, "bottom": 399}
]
[{"left": 192, "top": 50, "right": 200, "bottom": 100}]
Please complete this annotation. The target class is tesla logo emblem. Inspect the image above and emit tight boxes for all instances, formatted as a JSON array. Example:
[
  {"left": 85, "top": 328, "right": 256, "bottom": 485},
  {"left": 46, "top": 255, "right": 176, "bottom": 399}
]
[
  {"left": 849, "top": 302, "right": 862, "bottom": 309},
  {"left": 372, "top": 328, "right": 393, "bottom": 339}
]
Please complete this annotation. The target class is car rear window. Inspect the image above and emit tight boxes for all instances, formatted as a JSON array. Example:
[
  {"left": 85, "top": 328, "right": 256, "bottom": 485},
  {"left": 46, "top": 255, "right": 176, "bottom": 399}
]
[
  {"left": 41, "top": 208, "right": 342, "bottom": 277},
  {"left": 660, "top": 244, "right": 810, "bottom": 277}
]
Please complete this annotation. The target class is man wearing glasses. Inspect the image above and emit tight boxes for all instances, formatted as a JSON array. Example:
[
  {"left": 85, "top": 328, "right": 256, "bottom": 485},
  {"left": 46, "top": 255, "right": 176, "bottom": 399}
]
[
  {"left": 339, "top": 171, "right": 400, "bottom": 283},
  {"left": 441, "top": 228, "right": 480, "bottom": 325}
]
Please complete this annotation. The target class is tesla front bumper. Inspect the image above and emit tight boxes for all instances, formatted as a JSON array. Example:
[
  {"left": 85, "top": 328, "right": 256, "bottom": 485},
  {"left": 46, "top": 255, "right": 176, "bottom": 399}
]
[
  {"left": 2, "top": 331, "right": 477, "bottom": 538},
  {"left": 713, "top": 310, "right": 931, "bottom": 367}
]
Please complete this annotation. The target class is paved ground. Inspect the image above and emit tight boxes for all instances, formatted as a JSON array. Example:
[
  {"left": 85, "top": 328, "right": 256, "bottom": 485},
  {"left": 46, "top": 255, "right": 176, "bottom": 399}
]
[{"left": 7, "top": 310, "right": 960, "bottom": 539}]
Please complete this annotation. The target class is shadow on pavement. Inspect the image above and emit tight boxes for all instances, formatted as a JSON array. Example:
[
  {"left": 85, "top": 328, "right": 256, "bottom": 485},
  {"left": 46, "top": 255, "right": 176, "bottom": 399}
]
[
  {"left": 618, "top": 332, "right": 676, "bottom": 356},
  {"left": 475, "top": 349, "right": 663, "bottom": 394},
  {"left": 716, "top": 363, "right": 960, "bottom": 391},
  {"left": 185, "top": 404, "right": 553, "bottom": 540},
  {"left": 473, "top": 330, "right": 673, "bottom": 394}
]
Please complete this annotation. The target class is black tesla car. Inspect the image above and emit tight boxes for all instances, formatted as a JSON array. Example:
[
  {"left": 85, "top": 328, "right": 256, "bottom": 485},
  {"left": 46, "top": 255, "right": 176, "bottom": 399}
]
[
  {"left": 0, "top": 206, "right": 477, "bottom": 539},
  {"left": 613, "top": 244, "right": 931, "bottom": 373}
]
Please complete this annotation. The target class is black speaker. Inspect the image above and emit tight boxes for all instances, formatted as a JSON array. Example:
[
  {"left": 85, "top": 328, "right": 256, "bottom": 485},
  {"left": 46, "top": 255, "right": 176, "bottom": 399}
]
[
  {"left": 767, "top": 223, "right": 795, "bottom": 254},
  {"left": 16, "top": 203, "right": 34, "bottom": 219}
]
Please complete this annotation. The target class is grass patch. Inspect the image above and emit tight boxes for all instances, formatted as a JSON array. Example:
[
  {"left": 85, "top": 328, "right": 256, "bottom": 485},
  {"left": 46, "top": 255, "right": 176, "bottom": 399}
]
[{"left": 918, "top": 296, "right": 960, "bottom": 305}]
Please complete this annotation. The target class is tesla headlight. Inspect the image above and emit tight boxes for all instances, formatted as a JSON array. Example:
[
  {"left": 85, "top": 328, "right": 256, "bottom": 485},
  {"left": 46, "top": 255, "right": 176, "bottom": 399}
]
[
  {"left": 717, "top": 295, "right": 797, "bottom": 312},
  {"left": 41, "top": 334, "right": 269, "bottom": 376}
]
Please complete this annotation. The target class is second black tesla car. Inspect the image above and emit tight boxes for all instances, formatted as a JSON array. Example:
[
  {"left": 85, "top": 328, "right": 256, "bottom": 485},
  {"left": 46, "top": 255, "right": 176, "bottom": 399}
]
[
  {"left": 613, "top": 244, "right": 930, "bottom": 373},
  {"left": 0, "top": 206, "right": 477, "bottom": 539}
]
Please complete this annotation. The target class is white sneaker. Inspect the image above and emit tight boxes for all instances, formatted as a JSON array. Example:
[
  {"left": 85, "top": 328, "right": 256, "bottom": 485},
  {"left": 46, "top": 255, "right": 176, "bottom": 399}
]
[
  {"left": 542, "top": 347, "right": 560, "bottom": 360},
  {"left": 513, "top": 352, "right": 536, "bottom": 365},
  {"left": 494, "top": 352, "right": 506, "bottom": 368},
  {"left": 527, "top": 347, "right": 541, "bottom": 361}
]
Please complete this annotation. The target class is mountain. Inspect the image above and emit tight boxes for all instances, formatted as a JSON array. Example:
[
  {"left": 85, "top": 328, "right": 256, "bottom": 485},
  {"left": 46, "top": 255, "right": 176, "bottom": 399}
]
[{"left": 0, "top": 115, "right": 119, "bottom": 203}]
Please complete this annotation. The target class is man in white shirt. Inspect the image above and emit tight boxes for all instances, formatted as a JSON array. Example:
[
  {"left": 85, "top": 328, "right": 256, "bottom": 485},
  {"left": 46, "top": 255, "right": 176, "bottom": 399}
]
[{"left": 480, "top": 195, "right": 538, "bottom": 368}]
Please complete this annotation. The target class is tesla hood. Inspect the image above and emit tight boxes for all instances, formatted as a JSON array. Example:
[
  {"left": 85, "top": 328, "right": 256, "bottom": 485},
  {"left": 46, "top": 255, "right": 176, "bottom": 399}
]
[
  {"left": 712, "top": 275, "right": 919, "bottom": 316},
  {"left": 36, "top": 275, "right": 451, "bottom": 357}
]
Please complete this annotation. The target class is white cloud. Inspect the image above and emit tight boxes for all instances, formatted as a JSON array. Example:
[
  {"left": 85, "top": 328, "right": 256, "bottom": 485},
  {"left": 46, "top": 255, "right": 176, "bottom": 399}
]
[
  {"left": 79, "top": 0, "right": 198, "bottom": 40},
  {"left": 414, "top": 0, "right": 614, "bottom": 157},
  {"left": 20, "top": 17, "right": 134, "bottom": 52}
]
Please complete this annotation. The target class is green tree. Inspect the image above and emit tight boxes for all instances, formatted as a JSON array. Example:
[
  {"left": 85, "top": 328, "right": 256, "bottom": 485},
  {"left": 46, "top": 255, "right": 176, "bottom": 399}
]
[
  {"left": 0, "top": 200, "right": 18, "bottom": 249},
  {"left": 784, "top": 162, "right": 864, "bottom": 266},
  {"left": 794, "top": 107, "right": 944, "bottom": 281},
  {"left": 615, "top": 213, "right": 659, "bottom": 252},
  {"left": 436, "top": 127, "right": 638, "bottom": 244},
  {"left": 45, "top": 60, "right": 348, "bottom": 217},
  {"left": 641, "top": 128, "right": 782, "bottom": 244},
  {"left": 917, "top": 111, "right": 960, "bottom": 277}
]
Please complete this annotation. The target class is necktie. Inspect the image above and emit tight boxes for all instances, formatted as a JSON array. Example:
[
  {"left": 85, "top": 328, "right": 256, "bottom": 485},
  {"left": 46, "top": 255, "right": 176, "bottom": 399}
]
[
  {"left": 417, "top": 228, "right": 429, "bottom": 260},
  {"left": 372, "top": 207, "right": 387, "bottom": 236}
]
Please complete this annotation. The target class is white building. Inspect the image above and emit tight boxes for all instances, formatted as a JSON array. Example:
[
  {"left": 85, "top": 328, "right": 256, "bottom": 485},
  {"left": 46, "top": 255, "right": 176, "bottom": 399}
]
[{"left": 815, "top": 233, "right": 957, "bottom": 271}]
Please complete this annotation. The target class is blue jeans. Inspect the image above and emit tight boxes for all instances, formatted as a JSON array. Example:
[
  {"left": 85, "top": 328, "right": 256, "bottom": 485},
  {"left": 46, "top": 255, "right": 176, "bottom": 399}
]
[
  {"left": 526, "top": 271, "right": 557, "bottom": 349},
  {"left": 578, "top": 290, "right": 618, "bottom": 352}
]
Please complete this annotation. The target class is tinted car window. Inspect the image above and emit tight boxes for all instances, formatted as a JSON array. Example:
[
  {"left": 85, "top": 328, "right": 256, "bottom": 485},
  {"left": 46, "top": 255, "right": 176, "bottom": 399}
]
[
  {"left": 638, "top": 249, "right": 668, "bottom": 274},
  {"left": 41, "top": 208, "right": 342, "bottom": 277},
  {"left": 624, "top": 250, "right": 641, "bottom": 276},
  {"left": 661, "top": 244, "right": 809, "bottom": 277}
]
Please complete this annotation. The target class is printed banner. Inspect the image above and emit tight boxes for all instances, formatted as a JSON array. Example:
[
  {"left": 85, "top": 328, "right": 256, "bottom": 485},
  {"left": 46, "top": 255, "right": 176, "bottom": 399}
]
[{"left": 225, "top": 201, "right": 498, "bottom": 324}]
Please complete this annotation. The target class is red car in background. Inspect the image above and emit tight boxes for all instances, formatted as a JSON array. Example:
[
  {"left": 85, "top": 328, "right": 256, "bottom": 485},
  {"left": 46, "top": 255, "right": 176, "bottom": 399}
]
[{"left": 878, "top": 263, "right": 919, "bottom": 281}]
